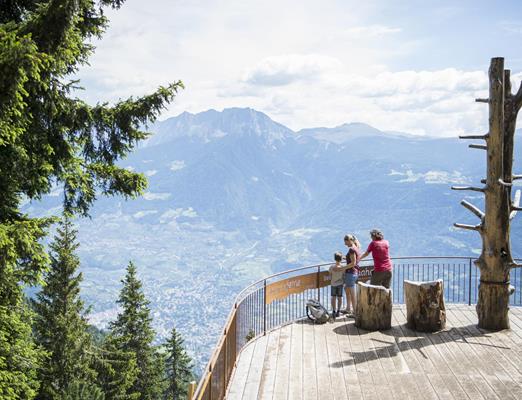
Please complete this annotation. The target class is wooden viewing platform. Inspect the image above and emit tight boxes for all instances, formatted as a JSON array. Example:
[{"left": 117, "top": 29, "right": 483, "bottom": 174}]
[{"left": 225, "top": 304, "right": 522, "bottom": 400}]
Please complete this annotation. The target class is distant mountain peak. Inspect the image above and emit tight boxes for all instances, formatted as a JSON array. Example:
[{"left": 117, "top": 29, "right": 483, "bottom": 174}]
[{"left": 145, "top": 107, "right": 294, "bottom": 147}]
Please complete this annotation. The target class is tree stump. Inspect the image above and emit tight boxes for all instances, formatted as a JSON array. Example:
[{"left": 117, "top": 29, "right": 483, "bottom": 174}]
[
  {"left": 404, "top": 279, "right": 446, "bottom": 332},
  {"left": 355, "top": 282, "right": 392, "bottom": 331}
]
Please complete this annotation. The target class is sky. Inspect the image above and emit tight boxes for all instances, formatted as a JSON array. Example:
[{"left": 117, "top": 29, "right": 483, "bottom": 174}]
[{"left": 76, "top": 0, "right": 522, "bottom": 136}]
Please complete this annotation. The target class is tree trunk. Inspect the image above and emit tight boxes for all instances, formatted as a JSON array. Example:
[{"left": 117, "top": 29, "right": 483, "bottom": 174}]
[
  {"left": 355, "top": 282, "right": 392, "bottom": 331},
  {"left": 476, "top": 57, "right": 511, "bottom": 330},
  {"left": 404, "top": 279, "right": 446, "bottom": 332}
]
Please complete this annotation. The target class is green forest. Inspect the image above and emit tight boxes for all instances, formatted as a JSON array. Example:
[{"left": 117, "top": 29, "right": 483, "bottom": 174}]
[{"left": 0, "top": 1, "right": 193, "bottom": 398}]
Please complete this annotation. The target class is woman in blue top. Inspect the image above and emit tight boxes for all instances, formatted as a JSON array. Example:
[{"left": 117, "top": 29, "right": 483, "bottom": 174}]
[{"left": 343, "top": 234, "right": 361, "bottom": 316}]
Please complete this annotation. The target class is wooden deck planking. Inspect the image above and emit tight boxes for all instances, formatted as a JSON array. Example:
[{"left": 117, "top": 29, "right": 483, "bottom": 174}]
[
  {"left": 446, "top": 307, "right": 518, "bottom": 400},
  {"left": 336, "top": 318, "right": 363, "bottom": 400},
  {"left": 313, "top": 323, "right": 334, "bottom": 400},
  {"left": 226, "top": 340, "right": 256, "bottom": 400},
  {"left": 241, "top": 334, "right": 268, "bottom": 400},
  {"left": 226, "top": 306, "right": 522, "bottom": 400},
  {"left": 288, "top": 322, "right": 303, "bottom": 400},
  {"left": 258, "top": 329, "right": 281, "bottom": 400},
  {"left": 453, "top": 308, "right": 522, "bottom": 398},
  {"left": 272, "top": 324, "right": 292, "bottom": 400},
  {"left": 324, "top": 318, "right": 349, "bottom": 400},
  {"left": 302, "top": 320, "right": 318, "bottom": 400}
]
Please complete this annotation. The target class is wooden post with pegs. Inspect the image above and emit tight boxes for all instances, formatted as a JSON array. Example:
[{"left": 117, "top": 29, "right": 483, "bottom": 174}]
[{"left": 453, "top": 57, "right": 522, "bottom": 330}]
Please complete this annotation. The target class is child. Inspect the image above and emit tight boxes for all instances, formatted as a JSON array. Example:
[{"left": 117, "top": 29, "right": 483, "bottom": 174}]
[{"left": 329, "top": 252, "right": 347, "bottom": 318}]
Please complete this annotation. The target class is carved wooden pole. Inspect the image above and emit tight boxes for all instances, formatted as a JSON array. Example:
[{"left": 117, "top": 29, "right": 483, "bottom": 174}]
[{"left": 453, "top": 57, "right": 522, "bottom": 330}]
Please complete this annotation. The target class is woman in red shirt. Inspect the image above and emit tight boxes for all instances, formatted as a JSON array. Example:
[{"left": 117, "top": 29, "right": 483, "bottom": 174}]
[{"left": 360, "top": 229, "right": 393, "bottom": 288}]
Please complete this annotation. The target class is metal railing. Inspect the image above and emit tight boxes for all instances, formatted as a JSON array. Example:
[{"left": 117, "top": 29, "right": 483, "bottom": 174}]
[{"left": 193, "top": 256, "right": 522, "bottom": 400}]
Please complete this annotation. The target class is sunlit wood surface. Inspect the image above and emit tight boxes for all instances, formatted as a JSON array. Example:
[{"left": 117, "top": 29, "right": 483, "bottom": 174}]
[{"left": 225, "top": 305, "right": 522, "bottom": 399}]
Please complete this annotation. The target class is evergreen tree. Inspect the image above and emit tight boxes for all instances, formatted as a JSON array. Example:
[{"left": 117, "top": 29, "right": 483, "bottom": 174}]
[
  {"left": 0, "top": 219, "right": 50, "bottom": 399},
  {"left": 32, "top": 216, "right": 97, "bottom": 399},
  {"left": 93, "top": 335, "right": 139, "bottom": 400},
  {"left": 0, "top": 1, "right": 181, "bottom": 397},
  {"left": 163, "top": 328, "right": 194, "bottom": 400},
  {"left": 109, "top": 262, "right": 164, "bottom": 400}
]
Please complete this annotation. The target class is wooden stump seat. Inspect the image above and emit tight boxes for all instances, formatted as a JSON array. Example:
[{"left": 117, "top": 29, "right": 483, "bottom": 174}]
[
  {"left": 404, "top": 279, "right": 446, "bottom": 332},
  {"left": 355, "top": 281, "right": 392, "bottom": 331}
]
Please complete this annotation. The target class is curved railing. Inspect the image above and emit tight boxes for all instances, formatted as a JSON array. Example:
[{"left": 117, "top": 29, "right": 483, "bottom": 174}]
[{"left": 192, "top": 256, "right": 522, "bottom": 400}]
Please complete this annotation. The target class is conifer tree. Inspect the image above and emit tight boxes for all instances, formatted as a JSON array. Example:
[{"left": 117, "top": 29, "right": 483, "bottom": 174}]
[
  {"left": 163, "top": 328, "right": 194, "bottom": 400},
  {"left": 110, "top": 262, "right": 164, "bottom": 400},
  {"left": 0, "top": 1, "right": 181, "bottom": 396},
  {"left": 33, "top": 216, "right": 98, "bottom": 399},
  {"left": 93, "top": 335, "right": 139, "bottom": 400}
]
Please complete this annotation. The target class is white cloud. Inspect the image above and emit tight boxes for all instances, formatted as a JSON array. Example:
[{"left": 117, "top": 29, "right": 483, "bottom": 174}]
[
  {"left": 243, "top": 54, "right": 343, "bottom": 87},
  {"left": 500, "top": 21, "right": 522, "bottom": 34},
  {"left": 343, "top": 25, "right": 402, "bottom": 37},
  {"left": 133, "top": 210, "right": 158, "bottom": 219},
  {"left": 145, "top": 170, "right": 158, "bottom": 176},
  {"left": 169, "top": 160, "right": 186, "bottom": 171},
  {"left": 159, "top": 207, "right": 197, "bottom": 223},
  {"left": 143, "top": 192, "right": 171, "bottom": 200},
  {"left": 72, "top": 0, "right": 522, "bottom": 138},
  {"left": 389, "top": 169, "right": 470, "bottom": 184}
]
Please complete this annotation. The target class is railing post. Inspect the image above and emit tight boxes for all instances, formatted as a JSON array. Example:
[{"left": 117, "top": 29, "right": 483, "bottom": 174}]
[
  {"left": 188, "top": 381, "right": 196, "bottom": 400},
  {"left": 263, "top": 279, "right": 267, "bottom": 335},
  {"left": 468, "top": 258, "right": 473, "bottom": 306},
  {"left": 316, "top": 265, "right": 320, "bottom": 301}
]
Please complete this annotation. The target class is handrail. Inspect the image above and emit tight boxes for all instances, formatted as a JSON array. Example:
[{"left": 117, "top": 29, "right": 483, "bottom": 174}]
[{"left": 192, "top": 255, "right": 522, "bottom": 400}]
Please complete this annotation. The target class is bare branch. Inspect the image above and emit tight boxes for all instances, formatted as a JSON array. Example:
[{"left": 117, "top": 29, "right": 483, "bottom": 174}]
[
  {"left": 469, "top": 144, "right": 488, "bottom": 150},
  {"left": 475, "top": 98, "right": 490, "bottom": 103},
  {"left": 511, "top": 190, "right": 521, "bottom": 220},
  {"left": 513, "top": 174, "right": 522, "bottom": 181},
  {"left": 454, "top": 223, "right": 481, "bottom": 231},
  {"left": 451, "top": 186, "right": 486, "bottom": 192},
  {"left": 512, "top": 189, "right": 521, "bottom": 207},
  {"left": 498, "top": 178, "right": 513, "bottom": 187},
  {"left": 460, "top": 200, "right": 485, "bottom": 219},
  {"left": 459, "top": 134, "right": 489, "bottom": 140},
  {"left": 510, "top": 261, "right": 522, "bottom": 268},
  {"left": 514, "top": 80, "right": 522, "bottom": 111}
]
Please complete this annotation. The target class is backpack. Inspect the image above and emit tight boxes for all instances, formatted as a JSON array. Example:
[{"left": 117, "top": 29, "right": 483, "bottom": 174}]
[{"left": 306, "top": 299, "right": 330, "bottom": 324}]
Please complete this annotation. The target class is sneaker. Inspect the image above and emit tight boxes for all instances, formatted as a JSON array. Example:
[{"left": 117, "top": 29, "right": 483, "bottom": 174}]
[{"left": 340, "top": 308, "right": 350, "bottom": 314}]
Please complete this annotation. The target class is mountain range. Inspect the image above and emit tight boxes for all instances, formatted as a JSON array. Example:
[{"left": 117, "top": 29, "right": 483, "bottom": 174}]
[{"left": 24, "top": 107, "right": 522, "bottom": 371}]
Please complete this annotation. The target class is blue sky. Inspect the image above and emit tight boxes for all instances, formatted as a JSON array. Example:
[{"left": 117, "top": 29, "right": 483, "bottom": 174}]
[{"left": 76, "top": 0, "right": 522, "bottom": 136}]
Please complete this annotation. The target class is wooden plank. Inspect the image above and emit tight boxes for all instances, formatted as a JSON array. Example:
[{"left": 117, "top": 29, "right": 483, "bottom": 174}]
[
  {"left": 258, "top": 328, "right": 281, "bottom": 400},
  {"left": 446, "top": 307, "right": 518, "bottom": 400},
  {"left": 345, "top": 316, "right": 373, "bottom": 387},
  {"left": 241, "top": 334, "right": 269, "bottom": 400},
  {"left": 226, "top": 341, "right": 256, "bottom": 400},
  {"left": 302, "top": 320, "right": 318, "bottom": 400},
  {"left": 288, "top": 322, "right": 304, "bottom": 400},
  {"left": 325, "top": 318, "right": 348, "bottom": 400},
  {"left": 393, "top": 307, "right": 437, "bottom": 374},
  {"left": 372, "top": 327, "right": 418, "bottom": 400},
  {"left": 314, "top": 322, "right": 334, "bottom": 400},
  {"left": 356, "top": 325, "right": 394, "bottom": 399},
  {"left": 273, "top": 324, "right": 292, "bottom": 400},
  {"left": 453, "top": 307, "right": 522, "bottom": 398},
  {"left": 337, "top": 319, "right": 363, "bottom": 400},
  {"left": 389, "top": 308, "right": 439, "bottom": 400}
]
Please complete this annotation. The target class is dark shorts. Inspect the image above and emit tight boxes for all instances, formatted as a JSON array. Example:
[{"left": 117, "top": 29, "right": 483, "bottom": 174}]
[
  {"left": 344, "top": 272, "right": 358, "bottom": 288},
  {"left": 331, "top": 285, "right": 343, "bottom": 297},
  {"left": 370, "top": 270, "right": 392, "bottom": 289}
]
